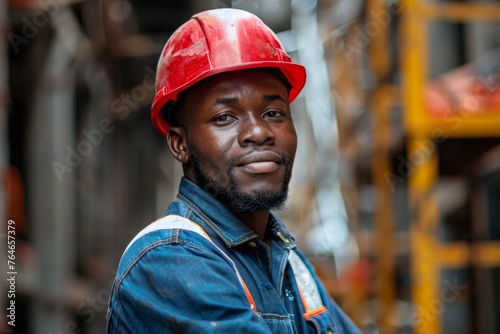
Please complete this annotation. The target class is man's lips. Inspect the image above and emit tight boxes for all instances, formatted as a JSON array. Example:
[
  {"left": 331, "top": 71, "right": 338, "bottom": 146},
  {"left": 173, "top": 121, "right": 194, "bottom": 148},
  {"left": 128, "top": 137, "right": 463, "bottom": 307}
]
[{"left": 235, "top": 151, "right": 283, "bottom": 174}]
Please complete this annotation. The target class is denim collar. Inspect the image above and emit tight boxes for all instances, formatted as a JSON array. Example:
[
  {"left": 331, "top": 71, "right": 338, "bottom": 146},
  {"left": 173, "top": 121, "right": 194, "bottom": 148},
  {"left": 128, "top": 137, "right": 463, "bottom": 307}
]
[{"left": 177, "top": 177, "right": 296, "bottom": 250}]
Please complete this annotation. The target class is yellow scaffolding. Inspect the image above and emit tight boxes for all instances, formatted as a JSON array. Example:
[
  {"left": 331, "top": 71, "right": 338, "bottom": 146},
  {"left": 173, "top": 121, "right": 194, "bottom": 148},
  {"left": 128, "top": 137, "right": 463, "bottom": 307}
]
[{"left": 401, "top": 0, "right": 500, "bottom": 333}]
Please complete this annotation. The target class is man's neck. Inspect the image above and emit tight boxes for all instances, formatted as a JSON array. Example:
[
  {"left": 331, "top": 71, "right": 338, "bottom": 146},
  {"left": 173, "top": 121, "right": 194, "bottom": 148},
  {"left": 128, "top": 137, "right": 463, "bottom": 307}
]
[{"left": 234, "top": 211, "right": 270, "bottom": 240}]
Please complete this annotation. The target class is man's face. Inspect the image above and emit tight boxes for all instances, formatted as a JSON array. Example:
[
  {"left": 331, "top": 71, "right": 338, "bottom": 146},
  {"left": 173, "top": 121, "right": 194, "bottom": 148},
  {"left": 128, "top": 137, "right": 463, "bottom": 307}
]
[{"left": 181, "top": 69, "right": 297, "bottom": 213}]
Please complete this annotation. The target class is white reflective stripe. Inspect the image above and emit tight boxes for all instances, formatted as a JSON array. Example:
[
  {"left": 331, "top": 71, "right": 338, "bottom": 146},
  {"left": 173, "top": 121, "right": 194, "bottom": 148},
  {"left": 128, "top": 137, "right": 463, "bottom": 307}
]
[
  {"left": 288, "top": 250, "right": 324, "bottom": 311},
  {"left": 123, "top": 215, "right": 207, "bottom": 254},
  {"left": 122, "top": 215, "right": 253, "bottom": 309}
]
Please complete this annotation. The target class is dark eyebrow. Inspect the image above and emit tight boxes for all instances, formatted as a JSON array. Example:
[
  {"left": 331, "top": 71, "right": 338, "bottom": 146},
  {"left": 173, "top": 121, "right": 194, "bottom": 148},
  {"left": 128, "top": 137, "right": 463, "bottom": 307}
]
[
  {"left": 212, "top": 97, "right": 239, "bottom": 107},
  {"left": 209, "top": 94, "right": 286, "bottom": 110},
  {"left": 263, "top": 94, "right": 287, "bottom": 103}
]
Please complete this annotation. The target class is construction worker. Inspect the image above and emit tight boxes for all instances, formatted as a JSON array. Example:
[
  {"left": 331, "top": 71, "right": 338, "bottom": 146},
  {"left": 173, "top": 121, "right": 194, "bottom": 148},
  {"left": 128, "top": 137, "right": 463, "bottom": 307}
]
[{"left": 106, "top": 8, "right": 361, "bottom": 334}]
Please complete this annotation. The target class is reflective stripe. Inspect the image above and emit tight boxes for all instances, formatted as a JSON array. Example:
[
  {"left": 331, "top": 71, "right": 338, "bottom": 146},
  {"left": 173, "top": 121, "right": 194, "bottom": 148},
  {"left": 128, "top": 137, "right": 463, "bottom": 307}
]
[
  {"left": 197, "top": 228, "right": 258, "bottom": 312},
  {"left": 124, "top": 215, "right": 212, "bottom": 254},
  {"left": 288, "top": 251, "right": 323, "bottom": 316},
  {"left": 287, "top": 251, "right": 327, "bottom": 319},
  {"left": 123, "top": 215, "right": 256, "bottom": 312}
]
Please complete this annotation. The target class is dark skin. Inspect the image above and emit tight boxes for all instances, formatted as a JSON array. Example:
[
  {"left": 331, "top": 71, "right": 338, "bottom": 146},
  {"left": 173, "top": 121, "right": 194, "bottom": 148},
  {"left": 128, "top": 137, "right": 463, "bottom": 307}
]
[{"left": 166, "top": 69, "right": 297, "bottom": 240}]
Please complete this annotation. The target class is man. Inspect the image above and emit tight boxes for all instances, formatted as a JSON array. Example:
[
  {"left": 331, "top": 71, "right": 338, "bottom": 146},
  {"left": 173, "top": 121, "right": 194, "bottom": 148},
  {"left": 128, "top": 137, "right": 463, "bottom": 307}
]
[{"left": 107, "top": 8, "right": 361, "bottom": 334}]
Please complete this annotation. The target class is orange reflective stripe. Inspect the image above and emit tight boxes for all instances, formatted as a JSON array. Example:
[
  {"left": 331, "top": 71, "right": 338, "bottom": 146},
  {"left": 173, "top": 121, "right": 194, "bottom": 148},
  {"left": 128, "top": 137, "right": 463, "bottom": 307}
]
[
  {"left": 207, "top": 240, "right": 258, "bottom": 313},
  {"left": 288, "top": 250, "right": 328, "bottom": 320},
  {"left": 297, "top": 286, "right": 308, "bottom": 311},
  {"left": 303, "top": 306, "right": 328, "bottom": 319},
  {"left": 298, "top": 286, "right": 327, "bottom": 319},
  {"left": 241, "top": 280, "right": 257, "bottom": 312}
]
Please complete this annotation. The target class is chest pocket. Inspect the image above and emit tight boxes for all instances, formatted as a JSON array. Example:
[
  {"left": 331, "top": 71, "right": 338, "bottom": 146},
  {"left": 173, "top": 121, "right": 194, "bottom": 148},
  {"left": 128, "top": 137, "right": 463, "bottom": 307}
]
[{"left": 260, "top": 313, "right": 296, "bottom": 334}]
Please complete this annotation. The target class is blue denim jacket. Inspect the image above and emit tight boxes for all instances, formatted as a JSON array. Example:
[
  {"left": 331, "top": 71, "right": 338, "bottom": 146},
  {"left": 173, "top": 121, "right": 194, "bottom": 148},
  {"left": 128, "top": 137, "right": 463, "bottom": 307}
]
[{"left": 107, "top": 178, "right": 362, "bottom": 333}]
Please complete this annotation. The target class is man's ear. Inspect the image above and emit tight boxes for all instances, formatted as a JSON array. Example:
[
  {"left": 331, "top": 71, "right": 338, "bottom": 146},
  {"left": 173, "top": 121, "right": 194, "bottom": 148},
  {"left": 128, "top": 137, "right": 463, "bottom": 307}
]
[{"left": 166, "top": 127, "right": 189, "bottom": 164}]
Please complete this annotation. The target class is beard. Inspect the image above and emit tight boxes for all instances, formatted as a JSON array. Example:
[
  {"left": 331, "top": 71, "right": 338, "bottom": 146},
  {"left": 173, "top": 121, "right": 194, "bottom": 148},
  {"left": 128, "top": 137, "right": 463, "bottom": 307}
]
[{"left": 189, "top": 149, "right": 293, "bottom": 213}]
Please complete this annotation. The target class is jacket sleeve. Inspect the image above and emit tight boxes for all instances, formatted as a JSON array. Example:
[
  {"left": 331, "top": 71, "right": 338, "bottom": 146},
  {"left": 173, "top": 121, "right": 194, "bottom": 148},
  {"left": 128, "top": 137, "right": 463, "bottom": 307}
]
[{"left": 106, "top": 231, "right": 272, "bottom": 334}]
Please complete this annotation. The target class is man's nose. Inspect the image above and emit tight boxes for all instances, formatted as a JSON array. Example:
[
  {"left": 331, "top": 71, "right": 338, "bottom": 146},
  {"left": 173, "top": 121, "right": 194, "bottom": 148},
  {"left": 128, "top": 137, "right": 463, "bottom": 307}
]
[{"left": 238, "top": 114, "right": 275, "bottom": 146}]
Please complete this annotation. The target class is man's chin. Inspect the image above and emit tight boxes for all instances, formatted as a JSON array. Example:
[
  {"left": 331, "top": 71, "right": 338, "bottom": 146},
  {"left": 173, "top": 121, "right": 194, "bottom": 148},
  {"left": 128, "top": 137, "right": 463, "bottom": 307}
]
[
  {"left": 232, "top": 168, "right": 287, "bottom": 190},
  {"left": 219, "top": 189, "right": 289, "bottom": 213}
]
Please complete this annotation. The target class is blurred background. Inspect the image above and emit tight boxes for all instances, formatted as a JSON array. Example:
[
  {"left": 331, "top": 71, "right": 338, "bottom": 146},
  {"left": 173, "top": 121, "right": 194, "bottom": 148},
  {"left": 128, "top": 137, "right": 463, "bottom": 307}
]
[{"left": 2, "top": 0, "right": 500, "bottom": 333}]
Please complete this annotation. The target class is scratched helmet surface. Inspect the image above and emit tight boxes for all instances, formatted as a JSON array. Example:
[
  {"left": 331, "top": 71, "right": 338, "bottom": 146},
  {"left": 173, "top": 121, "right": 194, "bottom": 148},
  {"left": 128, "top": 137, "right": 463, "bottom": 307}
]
[{"left": 151, "top": 8, "right": 307, "bottom": 136}]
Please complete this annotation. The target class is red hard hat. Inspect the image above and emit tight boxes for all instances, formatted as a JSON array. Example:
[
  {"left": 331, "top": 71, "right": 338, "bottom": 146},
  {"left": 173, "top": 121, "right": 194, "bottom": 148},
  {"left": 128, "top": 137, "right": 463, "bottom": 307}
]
[{"left": 151, "top": 8, "right": 307, "bottom": 136}]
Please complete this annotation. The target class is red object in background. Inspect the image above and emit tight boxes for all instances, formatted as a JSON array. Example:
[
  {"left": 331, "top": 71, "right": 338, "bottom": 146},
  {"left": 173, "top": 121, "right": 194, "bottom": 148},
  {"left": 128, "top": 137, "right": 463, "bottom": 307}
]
[
  {"left": 425, "top": 63, "right": 500, "bottom": 118},
  {"left": 4, "top": 165, "right": 27, "bottom": 237},
  {"left": 339, "top": 258, "right": 372, "bottom": 298}
]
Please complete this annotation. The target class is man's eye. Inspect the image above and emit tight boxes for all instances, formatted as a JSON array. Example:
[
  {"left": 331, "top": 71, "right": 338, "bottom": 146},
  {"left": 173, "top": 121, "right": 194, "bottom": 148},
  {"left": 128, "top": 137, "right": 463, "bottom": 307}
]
[
  {"left": 264, "top": 110, "right": 283, "bottom": 118},
  {"left": 213, "top": 114, "right": 233, "bottom": 122}
]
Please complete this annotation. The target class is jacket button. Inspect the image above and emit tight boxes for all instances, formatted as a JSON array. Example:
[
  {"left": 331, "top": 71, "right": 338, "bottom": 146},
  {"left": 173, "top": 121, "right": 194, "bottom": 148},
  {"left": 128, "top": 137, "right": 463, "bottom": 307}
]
[
  {"left": 277, "top": 231, "right": 290, "bottom": 243},
  {"left": 248, "top": 241, "right": 257, "bottom": 247}
]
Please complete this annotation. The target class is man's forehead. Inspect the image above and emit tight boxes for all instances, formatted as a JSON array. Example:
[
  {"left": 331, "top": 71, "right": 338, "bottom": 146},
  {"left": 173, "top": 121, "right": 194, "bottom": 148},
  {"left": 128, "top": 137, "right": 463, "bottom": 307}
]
[{"left": 191, "top": 69, "right": 290, "bottom": 96}]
